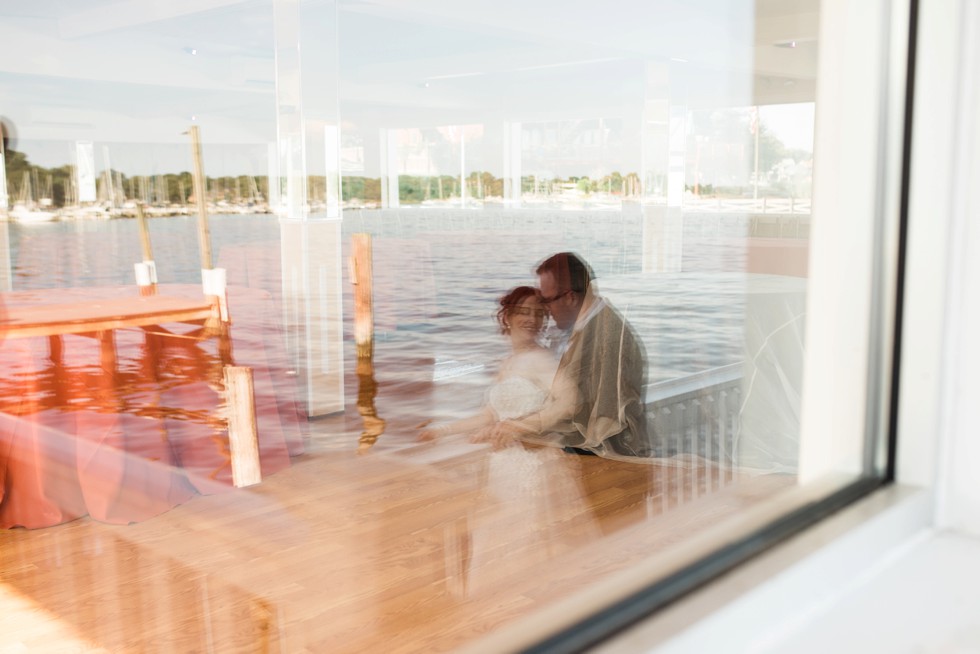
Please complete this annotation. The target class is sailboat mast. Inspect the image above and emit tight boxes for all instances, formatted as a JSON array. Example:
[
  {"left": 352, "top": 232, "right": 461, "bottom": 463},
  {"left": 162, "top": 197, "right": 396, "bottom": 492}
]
[
  {"left": 0, "top": 131, "right": 7, "bottom": 210},
  {"left": 20, "top": 171, "right": 32, "bottom": 206},
  {"left": 102, "top": 146, "right": 115, "bottom": 208}
]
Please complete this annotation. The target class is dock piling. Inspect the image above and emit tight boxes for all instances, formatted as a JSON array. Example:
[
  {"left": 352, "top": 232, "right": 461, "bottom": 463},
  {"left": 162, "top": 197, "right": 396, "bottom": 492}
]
[
  {"left": 351, "top": 233, "right": 385, "bottom": 451},
  {"left": 188, "top": 125, "right": 213, "bottom": 271},
  {"left": 223, "top": 365, "right": 262, "bottom": 488},
  {"left": 133, "top": 202, "right": 158, "bottom": 295}
]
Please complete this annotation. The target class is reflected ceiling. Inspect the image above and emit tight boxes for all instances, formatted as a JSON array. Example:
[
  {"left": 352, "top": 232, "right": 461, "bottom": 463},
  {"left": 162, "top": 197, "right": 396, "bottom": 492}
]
[{"left": 0, "top": 0, "right": 819, "bottom": 161}]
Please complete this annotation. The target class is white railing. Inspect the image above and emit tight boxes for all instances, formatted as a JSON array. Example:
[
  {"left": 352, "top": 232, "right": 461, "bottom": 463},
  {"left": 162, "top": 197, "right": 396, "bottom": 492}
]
[
  {"left": 644, "top": 363, "right": 742, "bottom": 467},
  {"left": 682, "top": 197, "right": 811, "bottom": 214}
]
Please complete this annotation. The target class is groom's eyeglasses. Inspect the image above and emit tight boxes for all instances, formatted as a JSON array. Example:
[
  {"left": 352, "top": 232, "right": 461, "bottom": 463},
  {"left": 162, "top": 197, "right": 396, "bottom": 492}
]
[
  {"left": 510, "top": 306, "right": 548, "bottom": 318},
  {"left": 539, "top": 290, "right": 571, "bottom": 305}
]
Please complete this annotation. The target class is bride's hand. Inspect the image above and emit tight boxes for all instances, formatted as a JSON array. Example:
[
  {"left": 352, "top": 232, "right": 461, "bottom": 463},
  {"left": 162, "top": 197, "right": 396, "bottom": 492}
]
[
  {"left": 492, "top": 421, "right": 522, "bottom": 449},
  {"left": 469, "top": 425, "right": 494, "bottom": 444},
  {"left": 471, "top": 421, "right": 523, "bottom": 449}
]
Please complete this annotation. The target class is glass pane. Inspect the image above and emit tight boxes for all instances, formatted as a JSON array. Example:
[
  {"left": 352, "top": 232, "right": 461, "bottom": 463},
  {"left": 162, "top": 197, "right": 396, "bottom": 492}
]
[{"left": 0, "top": 0, "right": 895, "bottom": 650}]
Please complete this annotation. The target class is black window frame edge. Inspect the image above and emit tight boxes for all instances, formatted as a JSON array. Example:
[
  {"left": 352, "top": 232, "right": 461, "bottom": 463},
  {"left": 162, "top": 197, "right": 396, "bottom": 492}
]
[{"left": 521, "top": 0, "right": 919, "bottom": 650}]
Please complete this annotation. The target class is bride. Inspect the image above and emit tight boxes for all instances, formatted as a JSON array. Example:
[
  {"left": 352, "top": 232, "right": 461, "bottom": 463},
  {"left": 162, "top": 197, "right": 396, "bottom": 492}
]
[
  {"left": 419, "top": 286, "right": 567, "bottom": 442},
  {"left": 419, "top": 287, "right": 601, "bottom": 595}
]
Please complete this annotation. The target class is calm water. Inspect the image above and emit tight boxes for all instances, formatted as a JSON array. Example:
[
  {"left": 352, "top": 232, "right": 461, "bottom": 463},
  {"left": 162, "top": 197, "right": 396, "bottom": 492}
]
[{"left": 4, "top": 210, "right": 760, "bottom": 421}]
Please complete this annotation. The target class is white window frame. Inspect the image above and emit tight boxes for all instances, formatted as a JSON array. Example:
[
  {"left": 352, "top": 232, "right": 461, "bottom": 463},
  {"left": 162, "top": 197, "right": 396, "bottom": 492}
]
[{"left": 592, "top": 0, "right": 980, "bottom": 649}]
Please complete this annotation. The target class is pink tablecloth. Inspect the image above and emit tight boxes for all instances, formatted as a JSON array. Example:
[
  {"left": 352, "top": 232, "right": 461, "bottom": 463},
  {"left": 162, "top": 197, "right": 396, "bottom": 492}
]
[{"left": 0, "top": 284, "right": 305, "bottom": 529}]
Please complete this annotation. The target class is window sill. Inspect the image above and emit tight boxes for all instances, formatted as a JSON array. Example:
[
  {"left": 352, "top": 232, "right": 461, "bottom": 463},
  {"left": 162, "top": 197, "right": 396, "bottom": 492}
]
[{"left": 595, "top": 484, "right": 934, "bottom": 653}]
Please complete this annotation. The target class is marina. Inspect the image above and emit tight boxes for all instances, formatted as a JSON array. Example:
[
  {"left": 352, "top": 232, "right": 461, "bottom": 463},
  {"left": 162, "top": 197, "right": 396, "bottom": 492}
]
[
  {"left": 0, "top": 208, "right": 808, "bottom": 524},
  {"left": 0, "top": 208, "right": 801, "bottom": 642}
]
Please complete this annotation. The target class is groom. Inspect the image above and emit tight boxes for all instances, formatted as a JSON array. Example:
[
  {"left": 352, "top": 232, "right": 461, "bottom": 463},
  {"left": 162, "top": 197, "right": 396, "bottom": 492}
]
[{"left": 476, "top": 252, "right": 651, "bottom": 457}]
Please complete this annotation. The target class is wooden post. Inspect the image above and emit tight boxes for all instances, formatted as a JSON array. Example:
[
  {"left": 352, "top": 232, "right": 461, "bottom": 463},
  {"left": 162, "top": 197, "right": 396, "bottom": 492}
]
[
  {"left": 356, "top": 356, "right": 385, "bottom": 452},
  {"left": 188, "top": 126, "right": 230, "bottom": 335},
  {"left": 136, "top": 202, "right": 154, "bottom": 262},
  {"left": 134, "top": 202, "right": 157, "bottom": 296},
  {"left": 350, "top": 233, "right": 385, "bottom": 450},
  {"left": 188, "top": 125, "right": 213, "bottom": 271},
  {"left": 351, "top": 233, "right": 374, "bottom": 359},
  {"left": 223, "top": 365, "right": 262, "bottom": 488}
]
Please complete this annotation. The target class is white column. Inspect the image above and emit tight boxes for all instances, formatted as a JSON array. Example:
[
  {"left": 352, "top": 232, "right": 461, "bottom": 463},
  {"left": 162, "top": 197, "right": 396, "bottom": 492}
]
[
  {"left": 641, "top": 62, "right": 684, "bottom": 274},
  {"left": 280, "top": 219, "right": 345, "bottom": 416},
  {"left": 640, "top": 205, "right": 683, "bottom": 273},
  {"left": 0, "top": 150, "right": 7, "bottom": 210},
  {"left": 274, "top": 0, "right": 345, "bottom": 417},
  {"left": 267, "top": 141, "right": 281, "bottom": 214},
  {"left": 503, "top": 121, "right": 522, "bottom": 204},
  {"left": 324, "top": 124, "right": 341, "bottom": 218},
  {"left": 666, "top": 104, "right": 686, "bottom": 207},
  {"left": 459, "top": 128, "right": 467, "bottom": 204},
  {"left": 0, "top": 220, "right": 11, "bottom": 291},
  {"left": 379, "top": 128, "right": 399, "bottom": 208},
  {"left": 0, "top": 124, "right": 13, "bottom": 288}
]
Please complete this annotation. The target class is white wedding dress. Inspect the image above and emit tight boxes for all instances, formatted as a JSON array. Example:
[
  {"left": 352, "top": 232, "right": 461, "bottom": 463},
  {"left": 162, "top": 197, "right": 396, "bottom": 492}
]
[
  {"left": 456, "top": 368, "right": 601, "bottom": 597},
  {"left": 486, "top": 375, "right": 549, "bottom": 421},
  {"left": 483, "top": 374, "right": 550, "bottom": 496}
]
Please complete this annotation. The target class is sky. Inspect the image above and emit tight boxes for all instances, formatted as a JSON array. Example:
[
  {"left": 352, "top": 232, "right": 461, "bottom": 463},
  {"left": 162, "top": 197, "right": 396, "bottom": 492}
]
[{"left": 0, "top": 1, "right": 815, "bottom": 180}]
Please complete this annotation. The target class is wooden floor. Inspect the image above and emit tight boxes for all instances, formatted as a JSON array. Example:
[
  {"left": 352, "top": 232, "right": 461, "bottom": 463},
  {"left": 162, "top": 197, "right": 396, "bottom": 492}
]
[{"left": 0, "top": 412, "right": 794, "bottom": 653}]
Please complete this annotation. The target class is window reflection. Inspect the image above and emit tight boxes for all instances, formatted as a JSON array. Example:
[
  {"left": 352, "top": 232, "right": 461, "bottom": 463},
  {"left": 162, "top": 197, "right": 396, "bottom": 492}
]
[{"left": 0, "top": 0, "right": 837, "bottom": 650}]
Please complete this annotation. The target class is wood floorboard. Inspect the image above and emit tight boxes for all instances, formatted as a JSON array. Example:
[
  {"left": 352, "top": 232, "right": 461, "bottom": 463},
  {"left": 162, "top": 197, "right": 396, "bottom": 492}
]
[{"left": 0, "top": 428, "right": 795, "bottom": 653}]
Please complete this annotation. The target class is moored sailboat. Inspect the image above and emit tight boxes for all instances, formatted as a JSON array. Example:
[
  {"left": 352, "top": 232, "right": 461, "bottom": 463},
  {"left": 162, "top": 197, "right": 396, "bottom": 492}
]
[{"left": 10, "top": 171, "right": 57, "bottom": 223}]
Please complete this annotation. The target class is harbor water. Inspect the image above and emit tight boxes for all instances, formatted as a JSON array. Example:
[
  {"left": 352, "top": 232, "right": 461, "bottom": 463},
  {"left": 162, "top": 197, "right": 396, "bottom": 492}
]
[{"left": 2, "top": 210, "right": 773, "bottom": 432}]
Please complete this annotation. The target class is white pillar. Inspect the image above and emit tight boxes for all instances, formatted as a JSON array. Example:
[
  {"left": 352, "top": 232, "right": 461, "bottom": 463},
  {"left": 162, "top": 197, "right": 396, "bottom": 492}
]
[
  {"left": 641, "top": 205, "right": 683, "bottom": 273},
  {"left": 459, "top": 128, "right": 467, "bottom": 204},
  {"left": 503, "top": 121, "right": 522, "bottom": 204},
  {"left": 641, "top": 62, "right": 684, "bottom": 273},
  {"left": 324, "top": 124, "right": 341, "bottom": 218},
  {"left": 0, "top": 220, "right": 11, "bottom": 292},
  {"left": 274, "top": 0, "right": 345, "bottom": 417},
  {"left": 0, "top": 150, "right": 7, "bottom": 210},
  {"left": 280, "top": 218, "right": 345, "bottom": 416},
  {"left": 666, "top": 104, "right": 686, "bottom": 207},
  {"left": 379, "top": 128, "right": 400, "bottom": 208},
  {"left": 0, "top": 139, "right": 6, "bottom": 290},
  {"left": 267, "top": 141, "right": 281, "bottom": 214}
]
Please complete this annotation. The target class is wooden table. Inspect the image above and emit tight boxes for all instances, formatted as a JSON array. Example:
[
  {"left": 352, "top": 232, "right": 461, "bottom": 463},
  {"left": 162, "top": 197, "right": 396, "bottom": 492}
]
[
  {"left": 3, "top": 291, "right": 223, "bottom": 372},
  {"left": 3, "top": 293, "right": 220, "bottom": 340},
  {"left": 0, "top": 285, "right": 300, "bottom": 529}
]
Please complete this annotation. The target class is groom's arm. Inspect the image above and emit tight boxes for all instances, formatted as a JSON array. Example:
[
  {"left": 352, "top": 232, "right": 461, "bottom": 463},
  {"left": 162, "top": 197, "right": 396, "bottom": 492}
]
[{"left": 472, "top": 367, "right": 579, "bottom": 448}]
